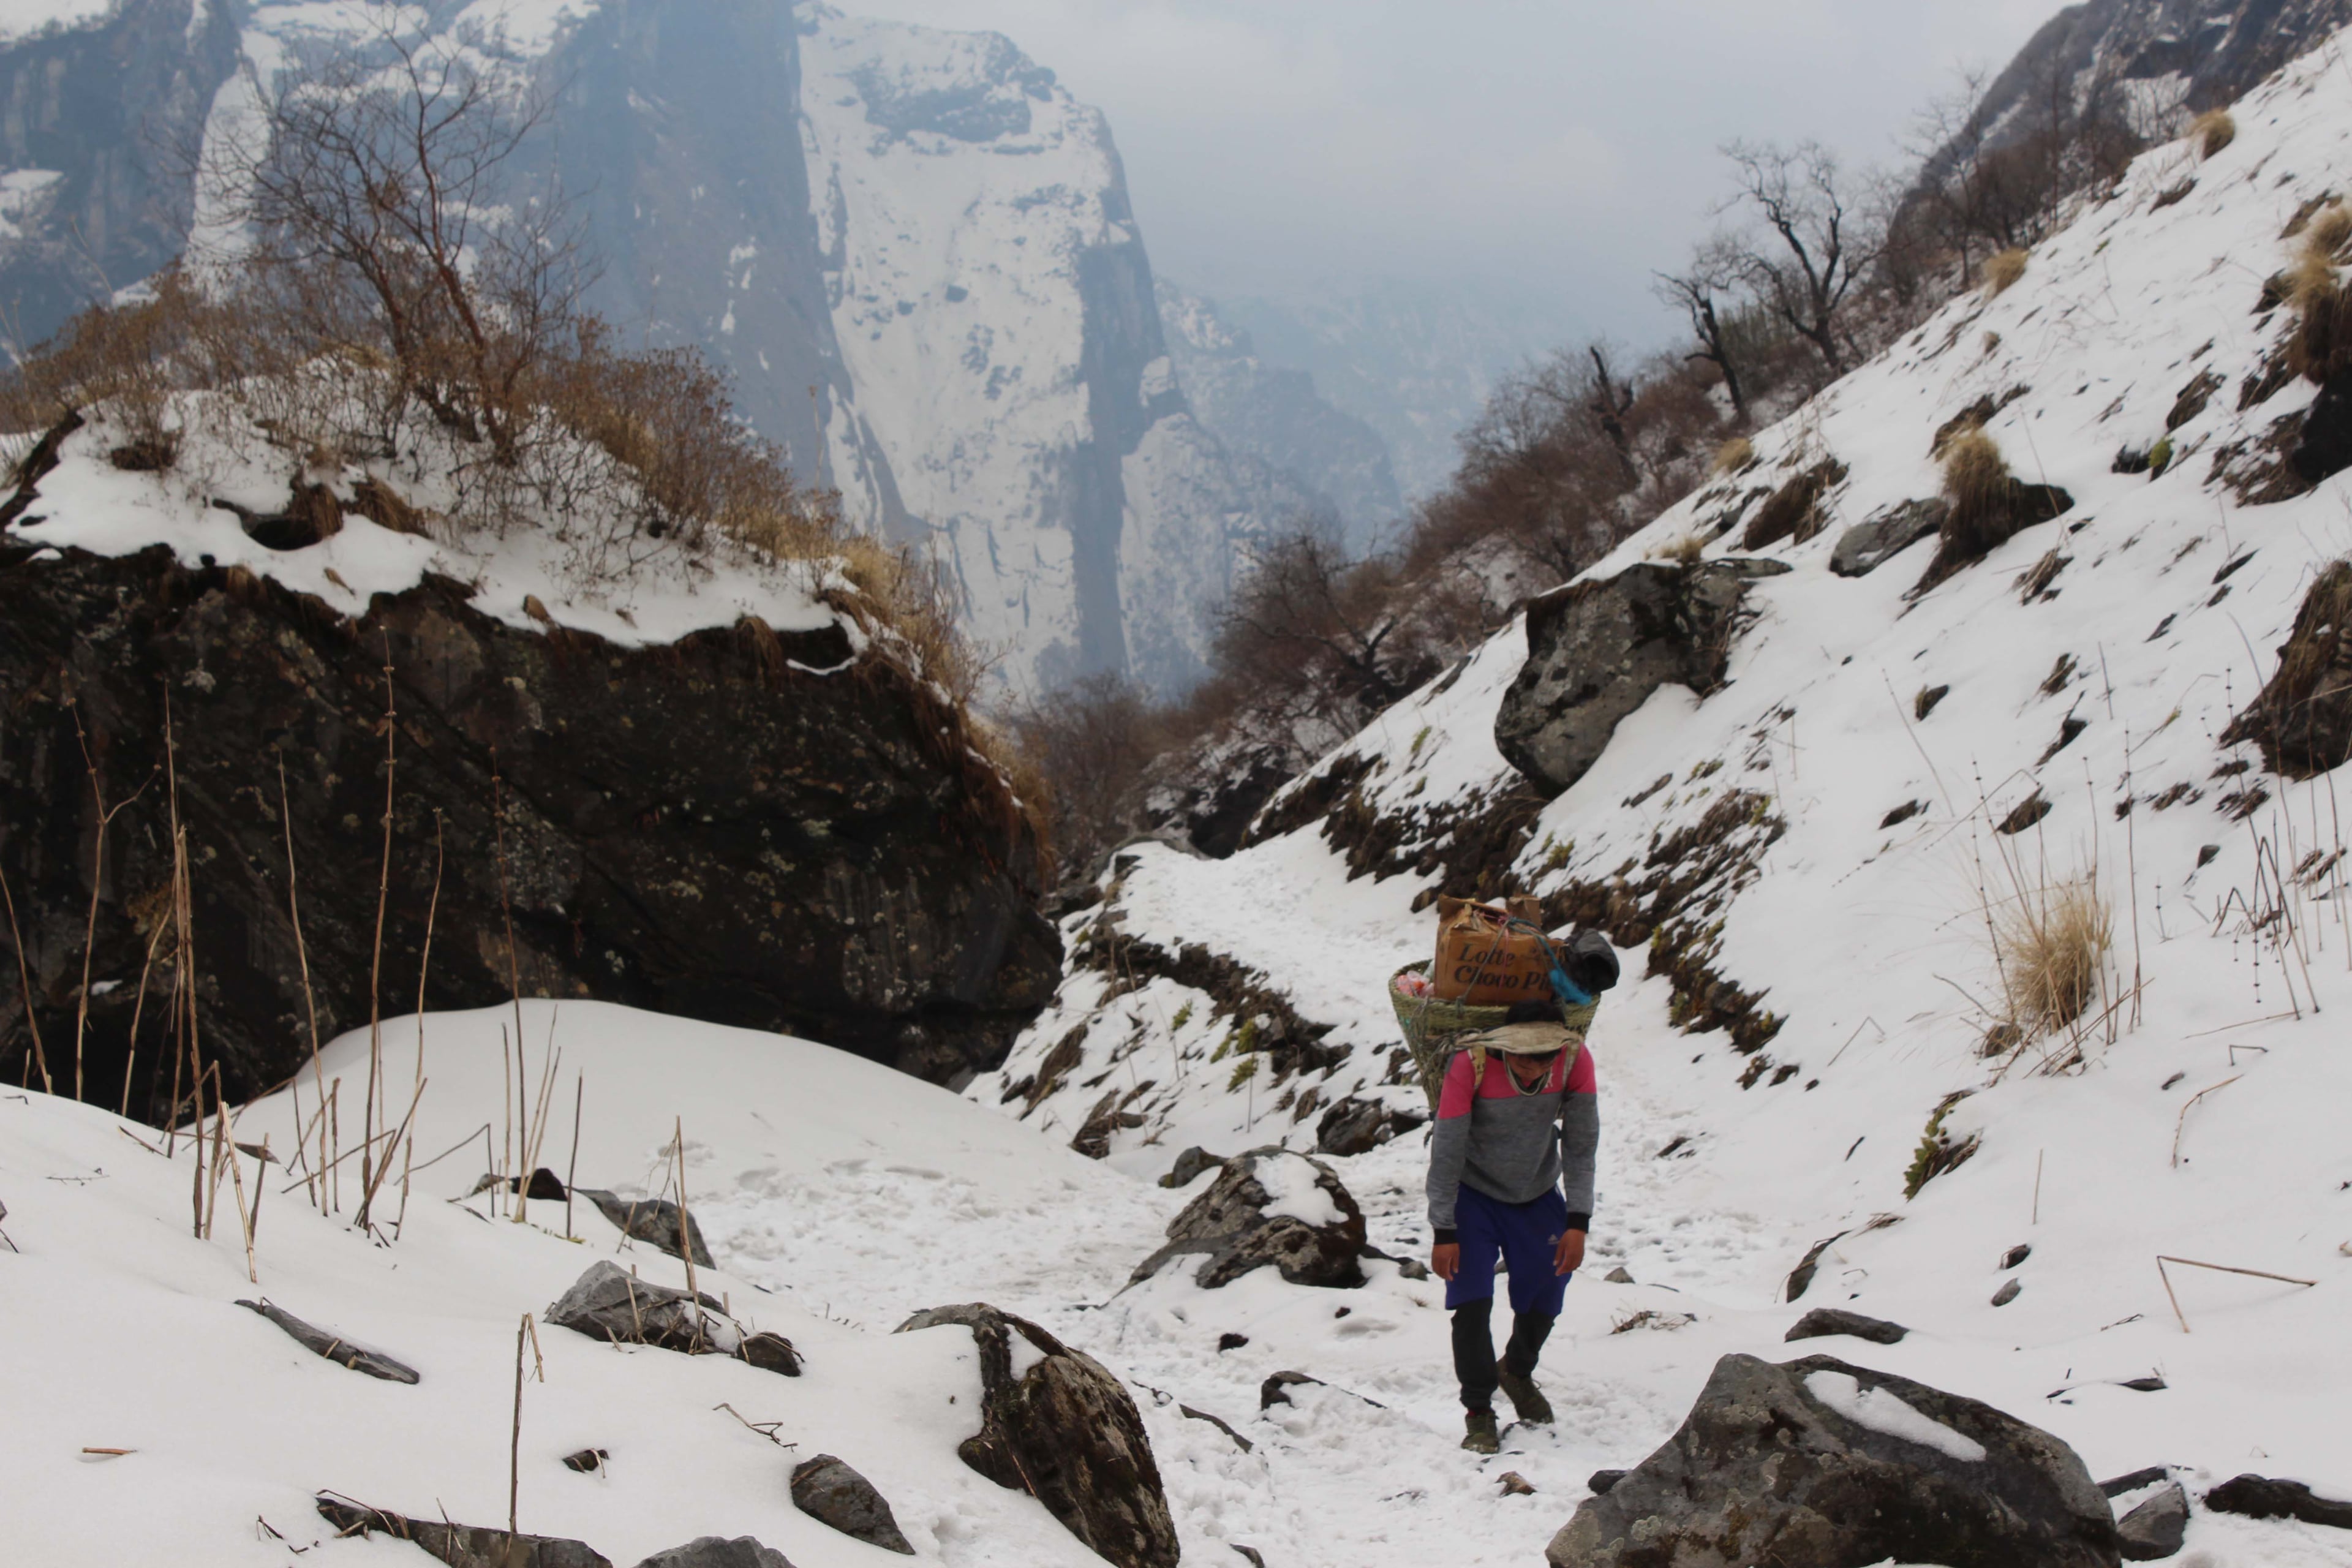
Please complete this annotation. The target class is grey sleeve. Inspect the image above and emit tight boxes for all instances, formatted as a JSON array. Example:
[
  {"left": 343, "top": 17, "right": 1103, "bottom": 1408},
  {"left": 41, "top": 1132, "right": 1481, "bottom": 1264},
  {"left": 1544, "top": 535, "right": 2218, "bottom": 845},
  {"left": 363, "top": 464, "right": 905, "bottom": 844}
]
[
  {"left": 1558, "top": 1091, "right": 1598, "bottom": 1223},
  {"left": 1427, "top": 1113, "right": 1471, "bottom": 1237}
]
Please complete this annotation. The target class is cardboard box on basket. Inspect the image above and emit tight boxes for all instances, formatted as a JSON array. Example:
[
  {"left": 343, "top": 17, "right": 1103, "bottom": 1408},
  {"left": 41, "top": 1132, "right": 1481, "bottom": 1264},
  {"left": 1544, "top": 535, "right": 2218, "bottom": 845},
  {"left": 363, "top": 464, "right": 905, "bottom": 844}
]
[{"left": 1432, "top": 895, "right": 1556, "bottom": 1006}]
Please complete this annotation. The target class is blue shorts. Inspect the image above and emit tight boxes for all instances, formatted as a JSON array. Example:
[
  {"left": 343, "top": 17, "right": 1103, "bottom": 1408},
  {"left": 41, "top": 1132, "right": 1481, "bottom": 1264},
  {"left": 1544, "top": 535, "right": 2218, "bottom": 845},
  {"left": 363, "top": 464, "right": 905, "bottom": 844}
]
[{"left": 1444, "top": 1185, "right": 1574, "bottom": 1315}]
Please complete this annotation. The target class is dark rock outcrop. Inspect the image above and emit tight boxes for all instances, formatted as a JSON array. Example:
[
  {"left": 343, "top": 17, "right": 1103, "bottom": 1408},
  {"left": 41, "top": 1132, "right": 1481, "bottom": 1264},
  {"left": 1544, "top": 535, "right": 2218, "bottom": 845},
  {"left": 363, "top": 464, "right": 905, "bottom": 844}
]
[
  {"left": 238, "top": 1300, "right": 420, "bottom": 1384},
  {"left": 573, "top": 1190, "right": 714, "bottom": 1269},
  {"left": 2117, "top": 1482, "right": 2191, "bottom": 1560},
  {"left": 1496, "top": 559, "right": 1791, "bottom": 797},
  {"left": 1545, "top": 1354, "right": 2119, "bottom": 1568},
  {"left": 1158, "top": 1147, "right": 1226, "bottom": 1189},
  {"left": 543, "top": 1261, "right": 797, "bottom": 1374},
  {"left": 0, "top": 545, "right": 1058, "bottom": 1109},
  {"left": 316, "top": 1496, "right": 612, "bottom": 1568},
  {"left": 1132, "top": 1148, "right": 1367, "bottom": 1289},
  {"left": 1785, "top": 1308, "right": 1909, "bottom": 1346},
  {"left": 1831, "top": 500, "right": 1947, "bottom": 578},
  {"left": 895, "top": 1303, "right": 1177, "bottom": 1568},
  {"left": 1913, "top": 483, "right": 2076, "bottom": 596},
  {"left": 790, "top": 1455, "right": 913, "bottom": 1555},
  {"left": 629, "top": 1540, "right": 796, "bottom": 1568},
  {"left": 2204, "top": 1473, "right": 2352, "bottom": 1529},
  {"left": 2221, "top": 560, "right": 2352, "bottom": 776},
  {"left": 1314, "top": 1095, "right": 1424, "bottom": 1157}
]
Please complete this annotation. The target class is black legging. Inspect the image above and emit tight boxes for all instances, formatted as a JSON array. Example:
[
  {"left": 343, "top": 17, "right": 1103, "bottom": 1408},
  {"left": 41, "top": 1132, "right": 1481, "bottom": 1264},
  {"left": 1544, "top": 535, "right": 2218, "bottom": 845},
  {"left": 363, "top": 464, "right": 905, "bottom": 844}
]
[{"left": 1453, "top": 1297, "right": 1556, "bottom": 1412}]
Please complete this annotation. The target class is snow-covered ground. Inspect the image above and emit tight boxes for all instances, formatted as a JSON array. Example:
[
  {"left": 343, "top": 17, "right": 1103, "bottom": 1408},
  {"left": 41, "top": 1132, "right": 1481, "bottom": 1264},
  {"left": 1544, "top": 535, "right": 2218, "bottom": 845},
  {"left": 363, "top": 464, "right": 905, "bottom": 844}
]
[{"left": 13, "top": 18, "right": 2352, "bottom": 1568}]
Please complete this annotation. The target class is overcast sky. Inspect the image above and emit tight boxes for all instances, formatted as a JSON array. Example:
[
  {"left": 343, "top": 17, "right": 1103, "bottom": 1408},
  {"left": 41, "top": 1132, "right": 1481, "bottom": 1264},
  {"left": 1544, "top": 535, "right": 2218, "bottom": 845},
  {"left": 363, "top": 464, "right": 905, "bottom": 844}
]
[{"left": 846, "top": 0, "right": 2080, "bottom": 345}]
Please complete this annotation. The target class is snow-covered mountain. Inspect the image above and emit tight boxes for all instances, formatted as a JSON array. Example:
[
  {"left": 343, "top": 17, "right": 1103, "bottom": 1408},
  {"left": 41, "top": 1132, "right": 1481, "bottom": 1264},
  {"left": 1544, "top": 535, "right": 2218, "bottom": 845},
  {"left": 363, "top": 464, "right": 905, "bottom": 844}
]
[
  {"left": 1213, "top": 282, "right": 1566, "bottom": 507},
  {"left": 0, "top": 0, "right": 1357, "bottom": 695},
  {"left": 1971, "top": 0, "right": 2351, "bottom": 132},
  {"left": 1156, "top": 279, "right": 1403, "bottom": 552}
]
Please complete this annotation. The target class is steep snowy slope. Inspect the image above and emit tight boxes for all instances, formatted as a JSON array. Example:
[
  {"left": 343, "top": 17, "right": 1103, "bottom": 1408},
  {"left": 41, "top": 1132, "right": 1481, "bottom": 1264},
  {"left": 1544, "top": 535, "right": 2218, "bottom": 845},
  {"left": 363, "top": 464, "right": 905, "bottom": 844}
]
[{"left": 979, "top": 26, "right": 2352, "bottom": 1562}]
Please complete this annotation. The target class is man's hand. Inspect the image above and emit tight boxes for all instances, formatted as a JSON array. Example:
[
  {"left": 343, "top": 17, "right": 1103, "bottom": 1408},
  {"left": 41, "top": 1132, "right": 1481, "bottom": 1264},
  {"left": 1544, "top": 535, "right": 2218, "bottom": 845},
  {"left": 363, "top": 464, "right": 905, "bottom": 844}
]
[
  {"left": 1553, "top": 1229, "right": 1586, "bottom": 1276},
  {"left": 1431, "top": 1242, "right": 1460, "bottom": 1281}
]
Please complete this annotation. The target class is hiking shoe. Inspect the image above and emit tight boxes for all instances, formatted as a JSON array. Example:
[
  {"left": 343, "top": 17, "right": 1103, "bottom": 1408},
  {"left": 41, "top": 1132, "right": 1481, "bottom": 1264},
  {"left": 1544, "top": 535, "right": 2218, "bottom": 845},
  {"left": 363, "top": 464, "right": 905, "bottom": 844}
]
[
  {"left": 1497, "top": 1359, "right": 1555, "bottom": 1424},
  {"left": 1461, "top": 1409, "right": 1501, "bottom": 1455}
]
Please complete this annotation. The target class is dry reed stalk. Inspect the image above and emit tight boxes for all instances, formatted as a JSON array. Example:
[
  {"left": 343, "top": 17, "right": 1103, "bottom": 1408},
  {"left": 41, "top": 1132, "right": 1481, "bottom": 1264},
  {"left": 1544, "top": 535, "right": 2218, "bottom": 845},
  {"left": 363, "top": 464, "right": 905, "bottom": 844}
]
[
  {"left": 492, "top": 761, "right": 529, "bottom": 1186},
  {"left": 673, "top": 1117, "right": 700, "bottom": 1344},
  {"left": 277, "top": 759, "right": 330, "bottom": 1208},
  {"left": 499, "top": 1025, "right": 513, "bottom": 1219},
  {"left": 514, "top": 1023, "right": 560, "bottom": 1225},
  {"left": 119, "top": 911, "right": 170, "bottom": 1119},
  {"left": 329, "top": 1079, "right": 341, "bottom": 1214},
  {"left": 66, "top": 701, "right": 153, "bottom": 1102},
  {"left": 2157, "top": 1253, "right": 2318, "bottom": 1332},
  {"left": 395, "top": 816, "right": 445, "bottom": 1238},
  {"left": 360, "top": 636, "right": 398, "bottom": 1227},
  {"left": 508, "top": 1312, "right": 545, "bottom": 1541},
  {"left": 2171, "top": 1075, "right": 2243, "bottom": 1166},
  {"left": 223, "top": 1110, "right": 257, "bottom": 1283},
  {"left": 356, "top": 1077, "right": 428, "bottom": 1229},
  {"left": 0, "top": 854, "right": 51, "bottom": 1095},
  {"left": 564, "top": 1076, "right": 581, "bottom": 1240}
]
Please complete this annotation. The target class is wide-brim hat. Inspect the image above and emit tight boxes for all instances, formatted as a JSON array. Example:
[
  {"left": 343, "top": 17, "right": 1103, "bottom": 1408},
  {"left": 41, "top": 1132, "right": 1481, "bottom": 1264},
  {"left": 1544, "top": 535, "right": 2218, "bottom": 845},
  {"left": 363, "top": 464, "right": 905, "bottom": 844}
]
[{"left": 1461, "top": 1021, "right": 1580, "bottom": 1057}]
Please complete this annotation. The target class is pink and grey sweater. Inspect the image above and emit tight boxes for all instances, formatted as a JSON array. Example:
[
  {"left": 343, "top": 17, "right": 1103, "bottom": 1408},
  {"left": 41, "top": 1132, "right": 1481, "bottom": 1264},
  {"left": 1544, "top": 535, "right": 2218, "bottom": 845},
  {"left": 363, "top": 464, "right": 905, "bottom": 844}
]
[{"left": 1426, "top": 1045, "right": 1599, "bottom": 1242}]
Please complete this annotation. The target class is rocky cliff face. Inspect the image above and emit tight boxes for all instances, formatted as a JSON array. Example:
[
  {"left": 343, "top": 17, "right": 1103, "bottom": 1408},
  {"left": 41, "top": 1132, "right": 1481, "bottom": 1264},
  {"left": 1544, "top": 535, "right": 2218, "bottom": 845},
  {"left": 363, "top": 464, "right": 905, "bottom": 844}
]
[
  {"left": 1974, "top": 0, "right": 2352, "bottom": 127},
  {"left": 0, "top": 538, "right": 1059, "bottom": 1115},
  {"left": 0, "top": 0, "right": 243, "bottom": 337},
  {"left": 0, "top": 0, "right": 1381, "bottom": 698}
]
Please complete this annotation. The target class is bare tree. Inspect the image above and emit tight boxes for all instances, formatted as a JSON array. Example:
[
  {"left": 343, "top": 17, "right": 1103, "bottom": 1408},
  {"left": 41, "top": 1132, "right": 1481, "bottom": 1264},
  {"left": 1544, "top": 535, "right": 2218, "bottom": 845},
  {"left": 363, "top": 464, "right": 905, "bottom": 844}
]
[
  {"left": 1655, "top": 235, "right": 1752, "bottom": 422},
  {"left": 197, "top": 2, "right": 587, "bottom": 462},
  {"left": 1717, "top": 140, "right": 1884, "bottom": 377},
  {"left": 1214, "top": 517, "right": 1411, "bottom": 727}
]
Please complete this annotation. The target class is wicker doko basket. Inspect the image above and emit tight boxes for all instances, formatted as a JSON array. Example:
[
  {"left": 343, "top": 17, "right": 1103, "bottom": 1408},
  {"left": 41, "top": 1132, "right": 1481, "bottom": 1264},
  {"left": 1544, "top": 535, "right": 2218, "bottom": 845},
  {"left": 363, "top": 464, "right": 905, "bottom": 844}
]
[{"left": 1390, "top": 965, "right": 1599, "bottom": 1110}]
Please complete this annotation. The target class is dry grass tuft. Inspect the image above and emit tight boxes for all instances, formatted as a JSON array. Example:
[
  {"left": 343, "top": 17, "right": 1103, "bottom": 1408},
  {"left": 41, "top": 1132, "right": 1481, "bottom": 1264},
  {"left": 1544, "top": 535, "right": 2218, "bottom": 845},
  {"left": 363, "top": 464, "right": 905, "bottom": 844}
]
[
  {"left": 2193, "top": 108, "right": 2237, "bottom": 160},
  {"left": 2288, "top": 211, "right": 2352, "bottom": 383},
  {"left": 2309, "top": 201, "right": 2352, "bottom": 258},
  {"left": 1940, "top": 430, "right": 2013, "bottom": 522},
  {"left": 1648, "top": 532, "right": 1707, "bottom": 568},
  {"left": 1710, "top": 436, "right": 1755, "bottom": 475},
  {"left": 1994, "top": 875, "right": 2113, "bottom": 1035},
  {"left": 1982, "top": 249, "right": 2030, "bottom": 296}
]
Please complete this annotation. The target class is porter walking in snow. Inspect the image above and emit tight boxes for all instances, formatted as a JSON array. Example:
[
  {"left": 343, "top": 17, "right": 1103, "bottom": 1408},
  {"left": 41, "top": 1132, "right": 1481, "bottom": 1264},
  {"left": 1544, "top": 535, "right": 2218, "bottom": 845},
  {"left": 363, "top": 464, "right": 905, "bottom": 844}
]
[{"left": 1425, "top": 929, "right": 1613, "bottom": 1454}]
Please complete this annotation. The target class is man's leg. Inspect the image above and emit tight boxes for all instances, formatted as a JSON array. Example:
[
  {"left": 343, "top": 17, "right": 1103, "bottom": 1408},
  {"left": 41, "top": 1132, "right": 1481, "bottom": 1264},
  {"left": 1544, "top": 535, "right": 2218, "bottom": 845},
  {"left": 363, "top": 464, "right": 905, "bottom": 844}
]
[
  {"left": 1446, "top": 1187, "right": 1505, "bottom": 1422},
  {"left": 1451, "top": 1295, "right": 1501, "bottom": 1412},
  {"left": 1504, "top": 1310, "right": 1556, "bottom": 1380},
  {"left": 1493, "top": 1191, "right": 1572, "bottom": 1423}
]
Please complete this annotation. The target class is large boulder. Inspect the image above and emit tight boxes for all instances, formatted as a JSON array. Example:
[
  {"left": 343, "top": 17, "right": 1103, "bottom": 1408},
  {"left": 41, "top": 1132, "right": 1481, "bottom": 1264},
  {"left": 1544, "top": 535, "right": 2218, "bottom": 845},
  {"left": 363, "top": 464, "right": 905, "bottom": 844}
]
[
  {"left": 630, "top": 1539, "right": 795, "bottom": 1568},
  {"left": 1131, "top": 1147, "right": 1368, "bottom": 1289},
  {"left": 895, "top": 1303, "right": 1177, "bottom": 1568},
  {"left": 0, "top": 542, "right": 1058, "bottom": 1109},
  {"left": 790, "top": 1455, "right": 913, "bottom": 1555},
  {"left": 1545, "top": 1354, "right": 2119, "bottom": 1567},
  {"left": 1496, "top": 559, "right": 1790, "bottom": 797},
  {"left": 2221, "top": 561, "right": 2352, "bottom": 777},
  {"left": 571, "top": 1189, "right": 714, "bottom": 1269},
  {"left": 315, "top": 1496, "right": 611, "bottom": 1568},
  {"left": 1830, "top": 499, "right": 1946, "bottom": 578},
  {"left": 543, "top": 1261, "right": 798, "bottom": 1374}
]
